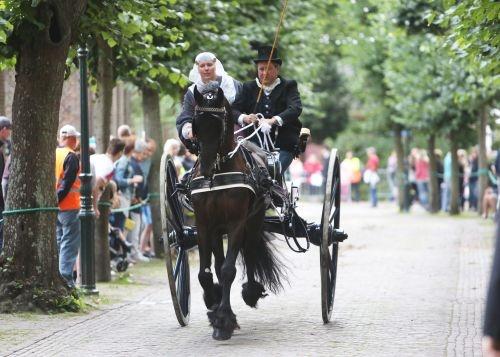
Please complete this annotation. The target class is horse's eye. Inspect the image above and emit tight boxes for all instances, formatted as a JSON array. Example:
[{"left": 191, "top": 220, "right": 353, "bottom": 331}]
[{"left": 206, "top": 93, "right": 214, "bottom": 100}]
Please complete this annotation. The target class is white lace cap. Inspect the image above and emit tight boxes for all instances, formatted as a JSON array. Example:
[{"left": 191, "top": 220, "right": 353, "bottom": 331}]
[{"left": 188, "top": 52, "right": 226, "bottom": 83}]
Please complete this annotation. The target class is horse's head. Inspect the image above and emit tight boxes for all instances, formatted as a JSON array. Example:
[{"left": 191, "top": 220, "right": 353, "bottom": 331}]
[{"left": 193, "top": 82, "right": 230, "bottom": 177}]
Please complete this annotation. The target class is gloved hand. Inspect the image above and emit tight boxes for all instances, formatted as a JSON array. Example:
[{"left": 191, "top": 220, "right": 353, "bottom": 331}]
[
  {"left": 259, "top": 119, "right": 272, "bottom": 134},
  {"left": 182, "top": 122, "right": 193, "bottom": 139}
]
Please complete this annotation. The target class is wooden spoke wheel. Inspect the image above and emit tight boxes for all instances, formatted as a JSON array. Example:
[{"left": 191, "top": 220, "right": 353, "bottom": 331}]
[
  {"left": 320, "top": 149, "right": 340, "bottom": 323},
  {"left": 160, "top": 153, "right": 191, "bottom": 326}
]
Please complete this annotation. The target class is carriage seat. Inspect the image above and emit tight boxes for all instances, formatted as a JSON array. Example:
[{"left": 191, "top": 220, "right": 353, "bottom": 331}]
[{"left": 298, "top": 128, "right": 311, "bottom": 154}]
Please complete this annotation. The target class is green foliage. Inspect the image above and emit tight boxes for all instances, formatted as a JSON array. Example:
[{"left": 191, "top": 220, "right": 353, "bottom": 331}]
[
  {"left": 0, "top": 0, "right": 496, "bottom": 147},
  {"left": 51, "top": 290, "right": 85, "bottom": 313},
  {"left": 174, "top": 0, "right": 281, "bottom": 82},
  {"left": 328, "top": 0, "right": 496, "bottom": 152},
  {"left": 112, "top": 271, "right": 135, "bottom": 285},
  {"left": 0, "top": 2, "right": 17, "bottom": 68},
  {"left": 439, "top": 0, "right": 499, "bottom": 78},
  {"left": 77, "top": 0, "right": 189, "bottom": 93},
  {"left": 280, "top": 0, "right": 350, "bottom": 142},
  {"left": 334, "top": 121, "right": 395, "bottom": 161}
]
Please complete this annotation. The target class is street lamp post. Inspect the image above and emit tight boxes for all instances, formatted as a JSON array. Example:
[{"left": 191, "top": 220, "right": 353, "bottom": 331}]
[{"left": 78, "top": 46, "right": 98, "bottom": 295}]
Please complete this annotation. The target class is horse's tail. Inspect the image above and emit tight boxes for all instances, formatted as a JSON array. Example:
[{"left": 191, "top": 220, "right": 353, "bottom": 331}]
[{"left": 240, "top": 196, "right": 287, "bottom": 294}]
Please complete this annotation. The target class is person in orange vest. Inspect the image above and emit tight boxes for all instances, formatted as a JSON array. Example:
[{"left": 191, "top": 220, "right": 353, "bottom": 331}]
[
  {"left": 346, "top": 151, "right": 362, "bottom": 202},
  {"left": 55, "top": 124, "right": 81, "bottom": 287}
]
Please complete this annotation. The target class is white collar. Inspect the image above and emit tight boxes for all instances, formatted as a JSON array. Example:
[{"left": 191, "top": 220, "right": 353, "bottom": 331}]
[{"left": 255, "top": 77, "right": 281, "bottom": 93}]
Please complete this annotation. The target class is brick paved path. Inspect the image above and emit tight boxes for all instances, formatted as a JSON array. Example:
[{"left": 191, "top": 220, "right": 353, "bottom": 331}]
[{"left": 0, "top": 201, "right": 495, "bottom": 356}]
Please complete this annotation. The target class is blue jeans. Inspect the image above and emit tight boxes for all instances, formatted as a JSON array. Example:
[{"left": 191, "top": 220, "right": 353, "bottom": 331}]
[
  {"left": 469, "top": 180, "right": 478, "bottom": 210},
  {"left": 56, "top": 209, "right": 81, "bottom": 286},
  {"left": 279, "top": 150, "right": 294, "bottom": 174},
  {"left": 370, "top": 187, "right": 378, "bottom": 207},
  {"left": 441, "top": 181, "right": 450, "bottom": 212},
  {"left": 141, "top": 204, "right": 152, "bottom": 225},
  {"left": 351, "top": 183, "right": 361, "bottom": 202},
  {"left": 416, "top": 181, "right": 429, "bottom": 208}
]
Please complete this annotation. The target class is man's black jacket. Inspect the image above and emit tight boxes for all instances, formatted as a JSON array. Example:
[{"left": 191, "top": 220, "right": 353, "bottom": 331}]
[{"left": 231, "top": 77, "right": 302, "bottom": 152}]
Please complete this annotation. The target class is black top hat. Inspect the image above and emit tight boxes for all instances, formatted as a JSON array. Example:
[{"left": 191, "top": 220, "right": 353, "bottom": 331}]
[{"left": 253, "top": 45, "right": 282, "bottom": 65}]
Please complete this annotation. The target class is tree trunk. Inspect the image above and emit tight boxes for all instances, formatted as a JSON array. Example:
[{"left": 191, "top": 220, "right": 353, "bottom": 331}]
[
  {"left": 0, "top": 1, "right": 87, "bottom": 312},
  {"left": 394, "top": 125, "right": 405, "bottom": 211},
  {"left": 0, "top": 71, "right": 5, "bottom": 115},
  {"left": 94, "top": 183, "right": 112, "bottom": 282},
  {"left": 93, "top": 37, "right": 113, "bottom": 154},
  {"left": 142, "top": 86, "right": 164, "bottom": 259},
  {"left": 478, "top": 105, "right": 488, "bottom": 215},
  {"left": 450, "top": 132, "right": 460, "bottom": 215},
  {"left": 123, "top": 87, "right": 131, "bottom": 126},
  {"left": 428, "top": 134, "right": 439, "bottom": 213}
]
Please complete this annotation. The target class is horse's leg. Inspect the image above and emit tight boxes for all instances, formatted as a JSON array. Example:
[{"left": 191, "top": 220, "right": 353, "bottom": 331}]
[
  {"left": 211, "top": 233, "right": 224, "bottom": 306},
  {"left": 213, "top": 234, "right": 225, "bottom": 281},
  {"left": 208, "top": 225, "right": 242, "bottom": 340},
  {"left": 197, "top": 225, "right": 218, "bottom": 310}
]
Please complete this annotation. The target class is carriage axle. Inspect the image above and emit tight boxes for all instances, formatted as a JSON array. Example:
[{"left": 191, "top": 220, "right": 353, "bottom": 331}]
[
  {"left": 304, "top": 224, "right": 348, "bottom": 246},
  {"left": 167, "top": 227, "right": 198, "bottom": 251},
  {"left": 170, "top": 222, "right": 347, "bottom": 251}
]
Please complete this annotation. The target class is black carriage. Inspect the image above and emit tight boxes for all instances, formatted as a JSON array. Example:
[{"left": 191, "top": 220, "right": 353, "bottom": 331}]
[{"left": 160, "top": 147, "right": 348, "bottom": 326}]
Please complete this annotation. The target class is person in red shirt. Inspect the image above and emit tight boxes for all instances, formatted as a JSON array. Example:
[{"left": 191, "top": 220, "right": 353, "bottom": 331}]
[
  {"left": 364, "top": 147, "right": 380, "bottom": 207},
  {"left": 415, "top": 149, "right": 430, "bottom": 209},
  {"left": 304, "top": 153, "right": 324, "bottom": 195}
]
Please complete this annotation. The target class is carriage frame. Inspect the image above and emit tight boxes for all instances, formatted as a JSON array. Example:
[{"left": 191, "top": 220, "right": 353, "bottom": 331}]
[{"left": 160, "top": 148, "right": 348, "bottom": 327}]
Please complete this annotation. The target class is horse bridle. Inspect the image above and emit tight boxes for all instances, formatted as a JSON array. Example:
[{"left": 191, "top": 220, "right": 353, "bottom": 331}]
[{"left": 193, "top": 105, "right": 229, "bottom": 170}]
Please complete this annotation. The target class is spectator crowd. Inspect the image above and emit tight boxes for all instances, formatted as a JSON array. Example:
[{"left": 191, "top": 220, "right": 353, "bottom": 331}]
[
  {"left": 0, "top": 117, "right": 196, "bottom": 289},
  {"left": 336, "top": 145, "right": 498, "bottom": 216},
  {"left": 287, "top": 143, "right": 499, "bottom": 218},
  {"left": 0, "top": 114, "right": 497, "bottom": 327}
]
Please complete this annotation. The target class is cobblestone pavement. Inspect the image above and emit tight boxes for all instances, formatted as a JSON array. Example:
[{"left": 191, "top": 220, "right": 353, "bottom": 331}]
[{"left": 0, "top": 201, "right": 495, "bottom": 357}]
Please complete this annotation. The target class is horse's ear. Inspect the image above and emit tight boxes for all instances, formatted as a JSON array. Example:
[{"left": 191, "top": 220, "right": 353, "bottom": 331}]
[
  {"left": 216, "top": 87, "right": 224, "bottom": 106},
  {"left": 193, "top": 85, "right": 204, "bottom": 104}
]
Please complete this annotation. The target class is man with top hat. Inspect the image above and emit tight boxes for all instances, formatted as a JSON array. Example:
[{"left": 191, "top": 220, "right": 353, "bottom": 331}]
[
  {"left": 232, "top": 45, "right": 302, "bottom": 172},
  {"left": 55, "top": 124, "right": 81, "bottom": 287}
]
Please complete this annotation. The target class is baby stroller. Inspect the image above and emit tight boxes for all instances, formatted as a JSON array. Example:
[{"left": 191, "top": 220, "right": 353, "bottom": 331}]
[{"left": 109, "top": 226, "right": 131, "bottom": 272}]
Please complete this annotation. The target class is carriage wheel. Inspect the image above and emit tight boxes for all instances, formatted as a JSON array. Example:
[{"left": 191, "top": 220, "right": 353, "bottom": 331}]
[
  {"left": 160, "top": 153, "right": 191, "bottom": 326},
  {"left": 320, "top": 149, "right": 340, "bottom": 323}
]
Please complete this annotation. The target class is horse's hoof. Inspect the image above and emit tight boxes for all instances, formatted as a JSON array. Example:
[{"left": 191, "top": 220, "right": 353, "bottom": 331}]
[{"left": 212, "top": 328, "right": 232, "bottom": 341}]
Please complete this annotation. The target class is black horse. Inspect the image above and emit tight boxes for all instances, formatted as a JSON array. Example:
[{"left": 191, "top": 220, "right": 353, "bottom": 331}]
[{"left": 191, "top": 83, "right": 286, "bottom": 340}]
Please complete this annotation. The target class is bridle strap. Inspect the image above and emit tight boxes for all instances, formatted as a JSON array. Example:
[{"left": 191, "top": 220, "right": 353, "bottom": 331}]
[{"left": 195, "top": 106, "right": 226, "bottom": 113}]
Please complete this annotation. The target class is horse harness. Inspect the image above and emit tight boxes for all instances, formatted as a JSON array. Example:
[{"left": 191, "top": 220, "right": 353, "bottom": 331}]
[
  {"left": 192, "top": 104, "right": 231, "bottom": 170},
  {"left": 184, "top": 145, "right": 278, "bottom": 199},
  {"left": 188, "top": 102, "right": 282, "bottom": 200}
]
